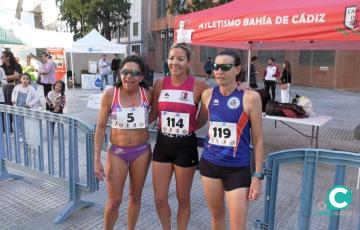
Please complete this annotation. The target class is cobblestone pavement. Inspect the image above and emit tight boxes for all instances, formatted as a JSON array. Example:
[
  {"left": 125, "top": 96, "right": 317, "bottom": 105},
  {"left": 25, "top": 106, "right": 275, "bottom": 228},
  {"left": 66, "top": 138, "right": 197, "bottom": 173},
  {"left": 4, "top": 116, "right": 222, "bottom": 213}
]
[{"left": 1, "top": 73, "right": 360, "bottom": 230}]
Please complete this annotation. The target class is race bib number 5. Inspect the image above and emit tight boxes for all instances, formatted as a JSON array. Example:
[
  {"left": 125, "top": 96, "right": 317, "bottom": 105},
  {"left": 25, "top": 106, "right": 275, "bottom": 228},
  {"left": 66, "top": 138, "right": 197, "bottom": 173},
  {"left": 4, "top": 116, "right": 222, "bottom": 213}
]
[
  {"left": 161, "top": 111, "right": 190, "bottom": 135},
  {"left": 113, "top": 107, "right": 146, "bottom": 129},
  {"left": 208, "top": 121, "right": 237, "bottom": 147}
]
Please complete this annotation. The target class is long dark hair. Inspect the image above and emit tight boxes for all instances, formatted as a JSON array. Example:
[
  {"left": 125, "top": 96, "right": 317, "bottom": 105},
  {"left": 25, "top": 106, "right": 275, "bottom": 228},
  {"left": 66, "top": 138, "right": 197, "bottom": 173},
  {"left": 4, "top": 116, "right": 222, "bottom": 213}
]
[
  {"left": 115, "top": 55, "right": 149, "bottom": 89},
  {"left": 2, "top": 51, "right": 17, "bottom": 66},
  {"left": 52, "top": 81, "right": 66, "bottom": 96},
  {"left": 283, "top": 61, "right": 291, "bottom": 74}
]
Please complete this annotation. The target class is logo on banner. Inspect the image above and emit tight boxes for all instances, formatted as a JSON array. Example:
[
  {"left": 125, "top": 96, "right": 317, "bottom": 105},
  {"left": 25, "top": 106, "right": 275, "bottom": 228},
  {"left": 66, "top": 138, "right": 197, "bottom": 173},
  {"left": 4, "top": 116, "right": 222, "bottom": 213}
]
[
  {"left": 179, "top": 92, "right": 189, "bottom": 101},
  {"left": 344, "top": 6, "right": 360, "bottom": 31}
]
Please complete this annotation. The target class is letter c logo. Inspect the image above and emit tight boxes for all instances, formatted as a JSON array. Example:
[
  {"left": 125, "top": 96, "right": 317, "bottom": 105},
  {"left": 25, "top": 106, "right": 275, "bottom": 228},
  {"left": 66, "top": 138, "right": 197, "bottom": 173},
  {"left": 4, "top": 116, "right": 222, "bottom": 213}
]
[{"left": 327, "top": 186, "right": 352, "bottom": 210}]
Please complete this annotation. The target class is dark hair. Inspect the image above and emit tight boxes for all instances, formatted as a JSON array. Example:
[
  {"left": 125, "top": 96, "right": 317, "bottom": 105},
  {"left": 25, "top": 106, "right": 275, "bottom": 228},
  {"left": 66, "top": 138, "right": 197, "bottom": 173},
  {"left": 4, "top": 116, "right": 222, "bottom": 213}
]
[
  {"left": 22, "top": 73, "right": 31, "bottom": 81},
  {"left": 2, "top": 51, "right": 17, "bottom": 66},
  {"left": 251, "top": 56, "right": 258, "bottom": 62},
  {"left": 116, "top": 55, "right": 149, "bottom": 89},
  {"left": 217, "top": 50, "right": 241, "bottom": 66},
  {"left": 170, "top": 43, "right": 192, "bottom": 61},
  {"left": 283, "top": 61, "right": 292, "bottom": 74},
  {"left": 268, "top": 57, "right": 275, "bottom": 62},
  {"left": 53, "top": 80, "right": 66, "bottom": 96}
]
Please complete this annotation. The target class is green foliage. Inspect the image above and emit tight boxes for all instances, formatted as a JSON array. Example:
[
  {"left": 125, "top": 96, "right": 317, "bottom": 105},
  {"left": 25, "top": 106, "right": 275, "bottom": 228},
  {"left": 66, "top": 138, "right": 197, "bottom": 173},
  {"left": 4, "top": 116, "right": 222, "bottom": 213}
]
[
  {"left": 167, "top": 0, "right": 233, "bottom": 15},
  {"left": 59, "top": 0, "right": 131, "bottom": 40}
]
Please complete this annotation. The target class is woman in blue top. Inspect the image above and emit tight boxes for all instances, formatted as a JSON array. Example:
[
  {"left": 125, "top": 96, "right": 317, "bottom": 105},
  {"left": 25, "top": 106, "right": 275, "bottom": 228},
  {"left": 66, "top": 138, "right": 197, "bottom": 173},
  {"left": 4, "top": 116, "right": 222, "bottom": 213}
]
[{"left": 197, "top": 50, "right": 264, "bottom": 229}]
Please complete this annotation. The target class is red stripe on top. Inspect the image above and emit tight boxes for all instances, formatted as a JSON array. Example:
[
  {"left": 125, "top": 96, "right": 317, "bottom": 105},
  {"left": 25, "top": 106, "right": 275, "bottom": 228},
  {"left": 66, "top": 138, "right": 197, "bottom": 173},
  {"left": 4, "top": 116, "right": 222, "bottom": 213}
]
[{"left": 233, "top": 111, "right": 249, "bottom": 157}]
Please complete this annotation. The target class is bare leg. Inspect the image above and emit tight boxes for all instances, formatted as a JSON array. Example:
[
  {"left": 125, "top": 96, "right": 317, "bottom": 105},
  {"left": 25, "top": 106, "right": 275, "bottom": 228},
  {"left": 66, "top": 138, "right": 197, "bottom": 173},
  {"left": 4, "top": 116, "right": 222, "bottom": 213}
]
[
  {"left": 153, "top": 162, "right": 174, "bottom": 230},
  {"left": 201, "top": 176, "right": 226, "bottom": 230},
  {"left": 225, "top": 188, "right": 249, "bottom": 230},
  {"left": 127, "top": 150, "right": 151, "bottom": 230},
  {"left": 174, "top": 165, "right": 196, "bottom": 230},
  {"left": 104, "top": 153, "right": 129, "bottom": 230}
]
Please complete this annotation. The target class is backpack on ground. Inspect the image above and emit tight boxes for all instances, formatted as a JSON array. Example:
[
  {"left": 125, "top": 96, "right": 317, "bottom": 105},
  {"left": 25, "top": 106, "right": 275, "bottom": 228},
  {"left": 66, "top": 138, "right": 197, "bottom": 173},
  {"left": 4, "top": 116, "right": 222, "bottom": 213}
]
[{"left": 265, "top": 100, "right": 307, "bottom": 118}]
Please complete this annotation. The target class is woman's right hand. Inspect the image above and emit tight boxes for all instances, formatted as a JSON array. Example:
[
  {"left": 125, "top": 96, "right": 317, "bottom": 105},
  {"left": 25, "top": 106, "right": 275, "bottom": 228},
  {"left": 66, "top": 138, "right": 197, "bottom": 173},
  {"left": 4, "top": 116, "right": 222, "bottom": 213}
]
[{"left": 94, "top": 159, "right": 105, "bottom": 181}]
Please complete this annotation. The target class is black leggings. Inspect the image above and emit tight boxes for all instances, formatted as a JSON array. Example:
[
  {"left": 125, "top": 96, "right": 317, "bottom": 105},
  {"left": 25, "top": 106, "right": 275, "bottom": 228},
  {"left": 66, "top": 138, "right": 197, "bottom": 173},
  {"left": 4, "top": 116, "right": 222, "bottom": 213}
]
[
  {"left": 264, "top": 80, "right": 276, "bottom": 100},
  {"left": 43, "top": 84, "right": 53, "bottom": 110}
]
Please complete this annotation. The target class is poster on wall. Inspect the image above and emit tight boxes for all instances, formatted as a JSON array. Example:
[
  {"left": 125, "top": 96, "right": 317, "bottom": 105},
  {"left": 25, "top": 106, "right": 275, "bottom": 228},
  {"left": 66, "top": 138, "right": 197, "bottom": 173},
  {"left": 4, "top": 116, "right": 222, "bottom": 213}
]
[{"left": 46, "top": 48, "right": 66, "bottom": 81}]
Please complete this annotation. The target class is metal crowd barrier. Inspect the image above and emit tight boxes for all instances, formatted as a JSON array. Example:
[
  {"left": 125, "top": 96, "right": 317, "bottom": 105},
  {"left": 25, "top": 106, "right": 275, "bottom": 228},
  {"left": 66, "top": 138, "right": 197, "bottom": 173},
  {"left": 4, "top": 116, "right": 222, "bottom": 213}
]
[
  {"left": 256, "top": 149, "right": 360, "bottom": 230},
  {"left": 0, "top": 104, "right": 98, "bottom": 224}
]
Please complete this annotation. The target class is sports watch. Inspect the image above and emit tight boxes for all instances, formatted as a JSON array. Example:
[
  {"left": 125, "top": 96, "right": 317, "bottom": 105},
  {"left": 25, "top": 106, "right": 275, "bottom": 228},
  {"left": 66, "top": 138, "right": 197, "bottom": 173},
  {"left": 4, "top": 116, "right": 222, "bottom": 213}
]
[{"left": 252, "top": 172, "right": 264, "bottom": 180}]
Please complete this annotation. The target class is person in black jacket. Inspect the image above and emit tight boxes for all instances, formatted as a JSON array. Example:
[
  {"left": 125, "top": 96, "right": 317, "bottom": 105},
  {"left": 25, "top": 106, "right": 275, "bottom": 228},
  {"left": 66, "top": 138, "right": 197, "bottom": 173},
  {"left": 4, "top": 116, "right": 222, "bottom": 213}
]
[
  {"left": 249, "top": 56, "right": 258, "bottom": 89},
  {"left": 111, "top": 54, "right": 121, "bottom": 86},
  {"left": 280, "top": 61, "right": 292, "bottom": 103}
]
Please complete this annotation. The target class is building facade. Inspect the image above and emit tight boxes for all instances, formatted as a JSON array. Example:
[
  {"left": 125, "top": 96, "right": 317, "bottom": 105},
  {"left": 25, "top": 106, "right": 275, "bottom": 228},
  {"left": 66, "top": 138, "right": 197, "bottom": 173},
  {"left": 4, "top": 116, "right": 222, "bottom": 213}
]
[
  {"left": 144, "top": 0, "right": 360, "bottom": 91},
  {"left": 111, "top": 0, "right": 144, "bottom": 56}
]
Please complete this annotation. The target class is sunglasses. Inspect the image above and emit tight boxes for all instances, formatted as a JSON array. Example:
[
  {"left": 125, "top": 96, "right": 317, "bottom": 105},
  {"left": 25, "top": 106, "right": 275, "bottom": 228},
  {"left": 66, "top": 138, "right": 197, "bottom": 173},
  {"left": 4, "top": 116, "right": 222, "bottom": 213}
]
[
  {"left": 213, "top": 63, "right": 234, "bottom": 71},
  {"left": 121, "top": 69, "right": 142, "bottom": 77}
]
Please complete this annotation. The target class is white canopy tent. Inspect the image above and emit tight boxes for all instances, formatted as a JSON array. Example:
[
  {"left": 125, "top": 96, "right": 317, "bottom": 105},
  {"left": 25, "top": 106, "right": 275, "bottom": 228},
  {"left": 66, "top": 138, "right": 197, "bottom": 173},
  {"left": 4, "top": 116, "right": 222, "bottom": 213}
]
[
  {"left": 65, "top": 29, "right": 126, "bottom": 87},
  {"left": 0, "top": 11, "right": 73, "bottom": 48}
]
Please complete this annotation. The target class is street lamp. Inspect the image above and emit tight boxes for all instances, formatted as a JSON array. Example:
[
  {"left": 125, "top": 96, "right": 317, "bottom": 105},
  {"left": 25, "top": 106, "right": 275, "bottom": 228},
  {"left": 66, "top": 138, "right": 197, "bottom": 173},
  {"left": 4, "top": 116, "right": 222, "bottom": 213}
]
[{"left": 161, "top": 26, "right": 174, "bottom": 63}]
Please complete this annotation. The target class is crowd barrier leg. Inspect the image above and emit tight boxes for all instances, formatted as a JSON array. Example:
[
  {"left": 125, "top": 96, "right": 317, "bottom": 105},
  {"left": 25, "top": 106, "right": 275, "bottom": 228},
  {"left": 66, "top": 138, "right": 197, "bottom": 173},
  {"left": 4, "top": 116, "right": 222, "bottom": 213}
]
[
  {"left": 53, "top": 119, "right": 94, "bottom": 224},
  {"left": 0, "top": 112, "right": 22, "bottom": 181}
]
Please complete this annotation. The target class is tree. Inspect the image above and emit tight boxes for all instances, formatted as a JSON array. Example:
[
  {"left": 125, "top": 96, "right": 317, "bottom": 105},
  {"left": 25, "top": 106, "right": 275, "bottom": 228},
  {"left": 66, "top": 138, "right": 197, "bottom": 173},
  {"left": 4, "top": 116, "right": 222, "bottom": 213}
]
[
  {"left": 168, "top": 0, "right": 233, "bottom": 14},
  {"left": 59, "top": 0, "right": 131, "bottom": 40}
]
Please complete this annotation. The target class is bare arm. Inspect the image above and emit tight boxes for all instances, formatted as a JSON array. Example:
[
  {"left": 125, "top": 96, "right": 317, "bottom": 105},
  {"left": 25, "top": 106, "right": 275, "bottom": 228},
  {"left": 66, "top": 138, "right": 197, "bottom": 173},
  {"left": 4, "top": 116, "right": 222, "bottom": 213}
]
[
  {"left": 245, "top": 90, "right": 264, "bottom": 200},
  {"left": 196, "top": 88, "right": 212, "bottom": 130},
  {"left": 94, "top": 88, "right": 113, "bottom": 180},
  {"left": 148, "top": 79, "right": 162, "bottom": 124},
  {"left": 246, "top": 90, "right": 264, "bottom": 173}
]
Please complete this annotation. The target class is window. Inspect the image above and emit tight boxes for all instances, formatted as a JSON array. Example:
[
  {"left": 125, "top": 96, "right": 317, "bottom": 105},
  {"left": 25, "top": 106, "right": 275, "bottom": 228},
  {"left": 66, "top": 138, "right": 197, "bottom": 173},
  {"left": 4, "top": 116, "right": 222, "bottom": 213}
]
[
  {"left": 147, "top": 32, "right": 156, "bottom": 51},
  {"left": 133, "top": 22, "right": 139, "bottom": 36},
  {"left": 157, "top": 0, "right": 167, "bottom": 19},
  {"left": 120, "top": 26, "right": 128, "bottom": 38},
  {"left": 131, "top": 45, "right": 141, "bottom": 54},
  {"left": 200, "top": 47, "right": 217, "bottom": 63},
  {"left": 258, "top": 51, "right": 285, "bottom": 64},
  {"left": 299, "top": 51, "right": 335, "bottom": 66}
]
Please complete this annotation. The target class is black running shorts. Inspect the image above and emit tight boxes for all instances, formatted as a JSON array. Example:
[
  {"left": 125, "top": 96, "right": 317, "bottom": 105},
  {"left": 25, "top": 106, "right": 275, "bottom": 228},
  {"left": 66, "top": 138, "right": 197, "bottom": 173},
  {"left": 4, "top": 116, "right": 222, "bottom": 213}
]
[
  {"left": 153, "top": 132, "right": 199, "bottom": 167},
  {"left": 199, "top": 158, "right": 251, "bottom": 191}
]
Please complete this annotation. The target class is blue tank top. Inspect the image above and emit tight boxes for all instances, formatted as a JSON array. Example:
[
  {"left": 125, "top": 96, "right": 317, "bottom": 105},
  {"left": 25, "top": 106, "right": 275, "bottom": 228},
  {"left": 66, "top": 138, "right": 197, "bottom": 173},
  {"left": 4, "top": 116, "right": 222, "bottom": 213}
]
[{"left": 202, "top": 87, "right": 251, "bottom": 167}]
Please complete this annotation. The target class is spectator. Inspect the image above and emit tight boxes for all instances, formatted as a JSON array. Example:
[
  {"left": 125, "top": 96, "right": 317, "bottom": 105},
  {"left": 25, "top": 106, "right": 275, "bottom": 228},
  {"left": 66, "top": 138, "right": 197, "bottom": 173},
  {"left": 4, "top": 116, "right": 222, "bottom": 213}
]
[
  {"left": 162, "top": 61, "right": 170, "bottom": 77},
  {"left": 23, "top": 55, "right": 39, "bottom": 89},
  {"left": 280, "top": 61, "right": 292, "bottom": 103},
  {"left": 111, "top": 54, "right": 121, "bottom": 86},
  {"left": 263, "top": 57, "right": 280, "bottom": 100},
  {"left": 46, "top": 81, "right": 66, "bottom": 133},
  {"left": 38, "top": 53, "right": 56, "bottom": 103},
  {"left": 98, "top": 54, "right": 110, "bottom": 90},
  {"left": 204, "top": 56, "right": 213, "bottom": 81},
  {"left": 11, "top": 73, "right": 40, "bottom": 141},
  {"left": 250, "top": 56, "right": 259, "bottom": 89},
  {"left": 11, "top": 73, "right": 39, "bottom": 109},
  {"left": 46, "top": 81, "right": 66, "bottom": 114},
  {"left": 1, "top": 51, "right": 22, "bottom": 106},
  {"left": 1, "top": 51, "right": 22, "bottom": 133},
  {"left": 0, "top": 66, "right": 5, "bottom": 103}
]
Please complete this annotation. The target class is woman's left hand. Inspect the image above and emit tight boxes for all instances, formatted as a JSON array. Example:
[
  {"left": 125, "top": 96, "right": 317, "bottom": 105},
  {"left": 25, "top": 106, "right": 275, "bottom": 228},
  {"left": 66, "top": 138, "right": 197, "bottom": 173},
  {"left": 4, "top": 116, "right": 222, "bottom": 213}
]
[{"left": 248, "top": 178, "right": 262, "bottom": 201}]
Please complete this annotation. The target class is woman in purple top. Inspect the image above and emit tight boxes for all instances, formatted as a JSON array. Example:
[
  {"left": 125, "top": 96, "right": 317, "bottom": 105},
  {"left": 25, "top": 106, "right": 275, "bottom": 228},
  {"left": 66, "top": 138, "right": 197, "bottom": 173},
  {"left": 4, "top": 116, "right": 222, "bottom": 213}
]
[{"left": 38, "top": 53, "right": 56, "bottom": 108}]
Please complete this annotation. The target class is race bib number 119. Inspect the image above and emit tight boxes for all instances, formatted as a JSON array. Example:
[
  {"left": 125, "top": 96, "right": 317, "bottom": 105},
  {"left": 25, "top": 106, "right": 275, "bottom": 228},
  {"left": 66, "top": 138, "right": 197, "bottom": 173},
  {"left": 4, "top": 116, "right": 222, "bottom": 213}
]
[{"left": 208, "top": 121, "right": 237, "bottom": 147}]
